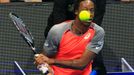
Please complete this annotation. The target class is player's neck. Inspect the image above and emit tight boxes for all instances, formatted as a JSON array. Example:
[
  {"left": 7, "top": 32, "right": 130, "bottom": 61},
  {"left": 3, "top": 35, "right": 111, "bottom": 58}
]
[{"left": 71, "top": 20, "right": 89, "bottom": 35}]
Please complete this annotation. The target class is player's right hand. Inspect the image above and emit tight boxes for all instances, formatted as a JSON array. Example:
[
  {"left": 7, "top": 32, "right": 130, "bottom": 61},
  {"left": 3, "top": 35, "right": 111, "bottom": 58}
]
[
  {"left": 34, "top": 54, "right": 54, "bottom": 75},
  {"left": 34, "top": 54, "right": 55, "bottom": 65},
  {"left": 34, "top": 54, "right": 49, "bottom": 65}
]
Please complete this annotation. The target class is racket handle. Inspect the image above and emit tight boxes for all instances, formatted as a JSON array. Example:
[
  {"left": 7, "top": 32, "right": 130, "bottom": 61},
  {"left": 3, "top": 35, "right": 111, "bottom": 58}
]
[
  {"left": 31, "top": 47, "right": 37, "bottom": 54},
  {"left": 38, "top": 64, "right": 49, "bottom": 75}
]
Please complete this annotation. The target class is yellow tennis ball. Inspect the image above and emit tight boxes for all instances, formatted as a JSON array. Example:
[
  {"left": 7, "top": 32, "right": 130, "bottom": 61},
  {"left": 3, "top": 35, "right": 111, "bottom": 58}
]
[{"left": 79, "top": 10, "right": 91, "bottom": 21}]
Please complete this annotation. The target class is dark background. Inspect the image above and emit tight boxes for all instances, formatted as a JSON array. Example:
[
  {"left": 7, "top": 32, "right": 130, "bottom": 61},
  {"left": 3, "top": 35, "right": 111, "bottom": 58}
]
[{"left": 0, "top": 2, "right": 134, "bottom": 75}]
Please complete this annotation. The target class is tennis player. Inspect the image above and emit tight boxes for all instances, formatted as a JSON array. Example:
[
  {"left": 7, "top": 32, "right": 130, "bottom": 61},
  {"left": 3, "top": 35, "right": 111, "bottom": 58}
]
[{"left": 35, "top": 0, "right": 105, "bottom": 75}]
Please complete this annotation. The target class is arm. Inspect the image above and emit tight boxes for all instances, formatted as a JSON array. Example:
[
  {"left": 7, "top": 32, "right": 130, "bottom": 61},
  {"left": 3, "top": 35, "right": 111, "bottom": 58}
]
[
  {"left": 53, "top": 49, "right": 96, "bottom": 69},
  {"left": 35, "top": 49, "right": 96, "bottom": 70}
]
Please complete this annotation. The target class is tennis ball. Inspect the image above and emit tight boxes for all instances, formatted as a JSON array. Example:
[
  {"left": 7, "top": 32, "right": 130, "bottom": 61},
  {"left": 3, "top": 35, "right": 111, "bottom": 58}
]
[{"left": 79, "top": 10, "right": 91, "bottom": 21}]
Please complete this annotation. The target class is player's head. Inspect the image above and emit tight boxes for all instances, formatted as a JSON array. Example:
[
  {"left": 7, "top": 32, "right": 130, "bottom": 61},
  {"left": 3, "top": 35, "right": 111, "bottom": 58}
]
[{"left": 74, "top": 0, "right": 95, "bottom": 25}]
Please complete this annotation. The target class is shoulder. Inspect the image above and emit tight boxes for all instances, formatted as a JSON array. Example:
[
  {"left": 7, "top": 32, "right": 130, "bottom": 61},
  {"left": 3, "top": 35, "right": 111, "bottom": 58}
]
[
  {"left": 92, "top": 23, "right": 105, "bottom": 35},
  {"left": 47, "top": 20, "right": 73, "bottom": 40},
  {"left": 50, "top": 20, "right": 72, "bottom": 32}
]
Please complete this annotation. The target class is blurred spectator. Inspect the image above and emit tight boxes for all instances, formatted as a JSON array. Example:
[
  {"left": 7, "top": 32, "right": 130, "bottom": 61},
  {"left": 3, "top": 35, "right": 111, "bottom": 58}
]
[
  {"left": 114, "top": 0, "right": 134, "bottom": 2},
  {"left": 44, "top": 0, "right": 75, "bottom": 37},
  {"left": 24, "top": 0, "right": 42, "bottom": 2},
  {"left": 43, "top": 0, "right": 53, "bottom": 2},
  {"left": 0, "top": 0, "right": 10, "bottom": 3},
  {"left": 121, "top": 0, "right": 134, "bottom": 2},
  {"left": 10, "top": 0, "right": 43, "bottom": 2},
  {"left": 10, "top": 0, "right": 24, "bottom": 2}
]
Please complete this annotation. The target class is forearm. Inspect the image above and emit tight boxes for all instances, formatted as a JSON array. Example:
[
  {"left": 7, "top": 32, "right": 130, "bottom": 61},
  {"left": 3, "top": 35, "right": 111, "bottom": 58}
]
[
  {"left": 52, "top": 59, "right": 88, "bottom": 70},
  {"left": 49, "top": 51, "right": 96, "bottom": 70},
  {"left": 38, "top": 50, "right": 96, "bottom": 70},
  {"left": 55, "top": 51, "right": 95, "bottom": 68}
]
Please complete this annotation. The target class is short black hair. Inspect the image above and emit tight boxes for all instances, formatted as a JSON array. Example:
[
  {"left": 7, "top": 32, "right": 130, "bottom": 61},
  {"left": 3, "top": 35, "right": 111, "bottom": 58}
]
[
  {"left": 73, "top": 0, "right": 95, "bottom": 12},
  {"left": 73, "top": 0, "right": 84, "bottom": 12}
]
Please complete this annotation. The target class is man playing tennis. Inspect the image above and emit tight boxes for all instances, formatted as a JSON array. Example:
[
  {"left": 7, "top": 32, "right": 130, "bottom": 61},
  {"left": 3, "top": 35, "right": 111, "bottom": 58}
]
[{"left": 35, "top": 0, "right": 105, "bottom": 75}]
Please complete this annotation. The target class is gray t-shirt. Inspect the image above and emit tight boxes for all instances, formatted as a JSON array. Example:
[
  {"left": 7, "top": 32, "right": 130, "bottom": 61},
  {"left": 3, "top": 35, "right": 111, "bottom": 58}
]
[{"left": 43, "top": 20, "right": 105, "bottom": 57}]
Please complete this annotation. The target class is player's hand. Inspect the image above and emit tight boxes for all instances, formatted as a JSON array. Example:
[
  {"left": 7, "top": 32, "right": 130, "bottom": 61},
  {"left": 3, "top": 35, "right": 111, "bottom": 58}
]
[
  {"left": 34, "top": 54, "right": 48, "bottom": 65},
  {"left": 34, "top": 54, "right": 54, "bottom": 75},
  {"left": 34, "top": 54, "right": 55, "bottom": 65},
  {"left": 37, "top": 64, "right": 54, "bottom": 75}
]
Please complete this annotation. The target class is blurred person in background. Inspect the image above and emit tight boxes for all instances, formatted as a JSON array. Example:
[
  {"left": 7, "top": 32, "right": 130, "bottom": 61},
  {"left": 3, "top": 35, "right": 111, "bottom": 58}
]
[{"left": 0, "top": 0, "right": 10, "bottom": 3}]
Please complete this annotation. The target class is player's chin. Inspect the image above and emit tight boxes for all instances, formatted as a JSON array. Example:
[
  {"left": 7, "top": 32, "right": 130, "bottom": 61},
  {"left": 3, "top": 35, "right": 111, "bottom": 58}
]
[{"left": 82, "top": 21, "right": 92, "bottom": 26}]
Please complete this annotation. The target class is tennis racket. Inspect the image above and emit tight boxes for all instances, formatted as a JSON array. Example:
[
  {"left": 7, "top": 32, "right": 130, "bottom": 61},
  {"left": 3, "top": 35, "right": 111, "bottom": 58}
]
[{"left": 9, "top": 12, "right": 49, "bottom": 75}]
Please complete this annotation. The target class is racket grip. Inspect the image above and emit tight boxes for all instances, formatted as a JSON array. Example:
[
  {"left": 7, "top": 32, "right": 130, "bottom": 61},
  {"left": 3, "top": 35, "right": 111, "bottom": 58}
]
[{"left": 38, "top": 64, "right": 49, "bottom": 75}]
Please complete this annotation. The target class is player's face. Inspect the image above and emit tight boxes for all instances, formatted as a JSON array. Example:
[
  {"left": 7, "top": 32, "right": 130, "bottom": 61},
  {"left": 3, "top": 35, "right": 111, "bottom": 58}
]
[{"left": 78, "top": 0, "right": 94, "bottom": 26}]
